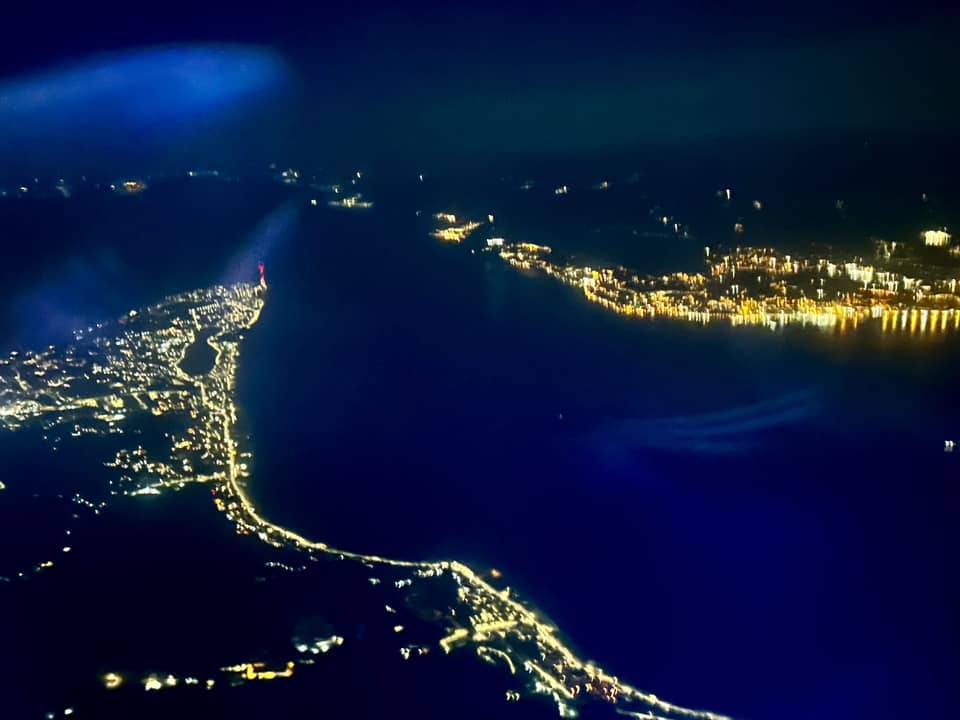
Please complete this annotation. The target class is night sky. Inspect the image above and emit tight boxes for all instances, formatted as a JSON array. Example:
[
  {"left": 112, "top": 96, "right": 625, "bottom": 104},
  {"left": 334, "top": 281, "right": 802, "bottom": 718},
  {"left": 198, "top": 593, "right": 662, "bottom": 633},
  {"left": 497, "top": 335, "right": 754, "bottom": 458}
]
[{"left": 1, "top": 2, "right": 958, "bottom": 174}]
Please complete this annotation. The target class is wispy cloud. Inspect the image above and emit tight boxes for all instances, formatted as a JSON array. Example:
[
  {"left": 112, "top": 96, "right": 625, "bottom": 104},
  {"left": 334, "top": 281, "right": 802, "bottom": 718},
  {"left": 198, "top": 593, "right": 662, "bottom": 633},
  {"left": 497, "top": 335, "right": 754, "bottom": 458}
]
[{"left": 589, "top": 389, "right": 821, "bottom": 456}]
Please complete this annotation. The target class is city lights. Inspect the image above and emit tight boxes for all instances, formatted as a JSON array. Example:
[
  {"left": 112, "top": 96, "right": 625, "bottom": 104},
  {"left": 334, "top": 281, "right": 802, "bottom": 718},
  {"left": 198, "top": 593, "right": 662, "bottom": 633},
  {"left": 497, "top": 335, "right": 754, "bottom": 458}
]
[{"left": 493, "top": 237, "right": 960, "bottom": 335}]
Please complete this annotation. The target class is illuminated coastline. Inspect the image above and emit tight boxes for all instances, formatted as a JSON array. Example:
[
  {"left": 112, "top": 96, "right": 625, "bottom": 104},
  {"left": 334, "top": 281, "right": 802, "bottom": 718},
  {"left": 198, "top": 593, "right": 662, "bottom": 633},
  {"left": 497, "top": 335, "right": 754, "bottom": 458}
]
[
  {"left": 0, "top": 274, "right": 728, "bottom": 720},
  {"left": 494, "top": 239, "right": 960, "bottom": 335}
]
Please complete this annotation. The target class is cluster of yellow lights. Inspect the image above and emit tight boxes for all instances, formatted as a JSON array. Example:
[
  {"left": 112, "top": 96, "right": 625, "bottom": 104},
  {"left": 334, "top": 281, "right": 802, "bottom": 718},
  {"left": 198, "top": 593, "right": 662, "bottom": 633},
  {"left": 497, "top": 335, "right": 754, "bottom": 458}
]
[
  {"left": 328, "top": 193, "right": 374, "bottom": 209},
  {"left": 222, "top": 660, "right": 296, "bottom": 681},
  {"left": 430, "top": 211, "right": 484, "bottom": 243},
  {"left": 431, "top": 223, "right": 482, "bottom": 243},
  {"left": 497, "top": 242, "right": 960, "bottom": 335},
  {"left": 102, "top": 672, "right": 123, "bottom": 690}
]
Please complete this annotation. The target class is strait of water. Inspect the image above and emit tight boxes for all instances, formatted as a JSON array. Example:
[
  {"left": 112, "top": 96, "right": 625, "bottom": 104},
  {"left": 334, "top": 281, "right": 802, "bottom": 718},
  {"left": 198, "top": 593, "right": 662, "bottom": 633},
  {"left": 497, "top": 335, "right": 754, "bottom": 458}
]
[
  {"left": 240, "top": 187, "right": 959, "bottom": 720},
  {"left": 2, "top": 171, "right": 958, "bottom": 720}
]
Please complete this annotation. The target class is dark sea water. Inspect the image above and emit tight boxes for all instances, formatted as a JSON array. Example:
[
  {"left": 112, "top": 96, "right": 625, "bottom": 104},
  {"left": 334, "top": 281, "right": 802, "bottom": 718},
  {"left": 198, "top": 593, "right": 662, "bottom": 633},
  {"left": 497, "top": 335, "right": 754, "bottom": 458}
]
[
  {"left": 2, "top": 162, "right": 959, "bottom": 719},
  {"left": 239, "top": 182, "right": 960, "bottom": 720}
]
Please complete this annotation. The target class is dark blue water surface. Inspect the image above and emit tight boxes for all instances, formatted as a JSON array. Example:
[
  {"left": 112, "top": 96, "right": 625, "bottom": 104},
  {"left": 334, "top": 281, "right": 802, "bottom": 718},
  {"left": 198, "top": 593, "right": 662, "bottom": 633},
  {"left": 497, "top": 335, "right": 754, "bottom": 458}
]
[
  {"left": 2, "top": 166, "right": 958, "bottom": 719},
  {"left": 235, "top": 185, "right": 959, "bottom": 720}
]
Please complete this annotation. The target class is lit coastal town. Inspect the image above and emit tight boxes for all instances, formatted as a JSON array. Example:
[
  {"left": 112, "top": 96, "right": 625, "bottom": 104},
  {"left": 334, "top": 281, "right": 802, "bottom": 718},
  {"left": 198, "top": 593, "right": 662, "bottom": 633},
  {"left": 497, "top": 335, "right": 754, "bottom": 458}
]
[
  {"left": 430, "top": 212, "right": 484, "bottom": 243},
  {"left": 490, "top": 228, "right": 960, "bottom": 335},
  {"left": 0, "top": 268, "right": 727, "bottom": 720}
]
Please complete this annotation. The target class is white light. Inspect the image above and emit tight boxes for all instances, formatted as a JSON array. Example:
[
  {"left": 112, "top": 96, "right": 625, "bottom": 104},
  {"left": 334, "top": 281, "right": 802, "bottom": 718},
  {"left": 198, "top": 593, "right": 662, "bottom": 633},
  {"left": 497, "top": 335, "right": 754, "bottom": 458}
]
[{"left": 923, "top": 229, "right": 951, "bottom": 247}]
